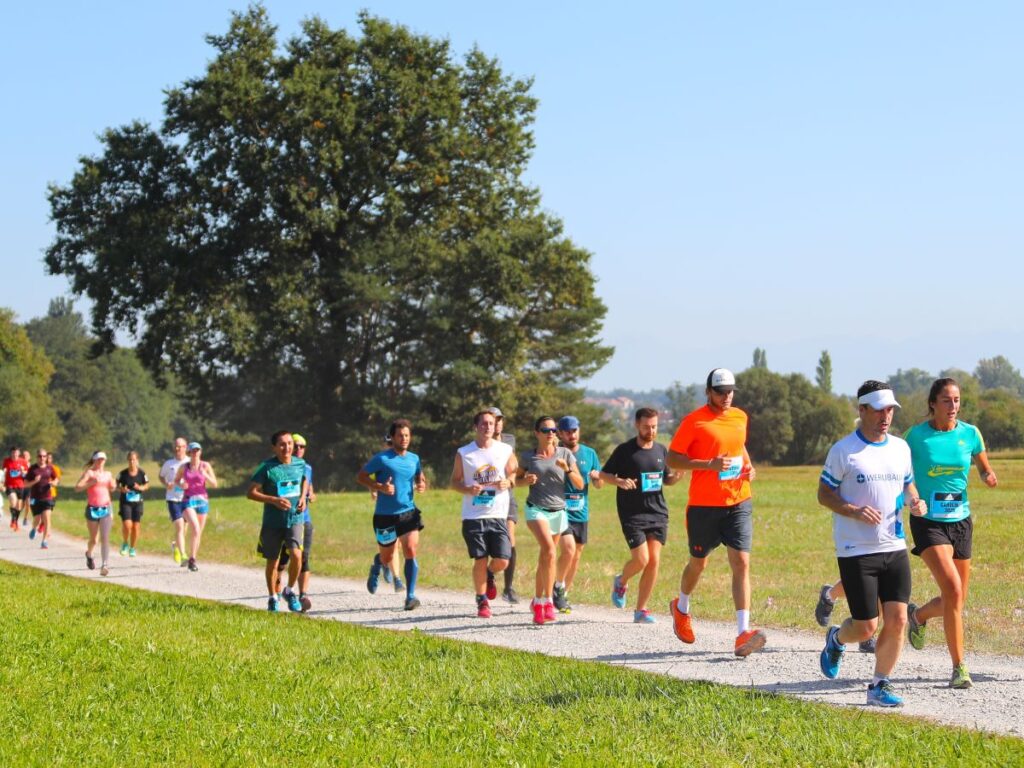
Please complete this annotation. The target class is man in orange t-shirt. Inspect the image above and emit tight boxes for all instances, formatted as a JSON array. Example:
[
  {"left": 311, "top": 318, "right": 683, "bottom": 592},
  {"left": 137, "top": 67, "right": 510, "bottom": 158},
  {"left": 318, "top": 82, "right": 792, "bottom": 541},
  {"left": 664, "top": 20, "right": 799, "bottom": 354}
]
[{"left": 666, "top": 368, "right": 767, "bottom": 658}]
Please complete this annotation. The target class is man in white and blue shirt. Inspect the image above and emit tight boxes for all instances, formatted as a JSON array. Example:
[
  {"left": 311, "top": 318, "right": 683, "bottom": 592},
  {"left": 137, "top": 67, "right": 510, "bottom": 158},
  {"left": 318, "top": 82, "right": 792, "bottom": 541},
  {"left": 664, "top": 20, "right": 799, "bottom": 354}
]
[{"left": 817, "top": 381, "right": 927, "bottom": 708}]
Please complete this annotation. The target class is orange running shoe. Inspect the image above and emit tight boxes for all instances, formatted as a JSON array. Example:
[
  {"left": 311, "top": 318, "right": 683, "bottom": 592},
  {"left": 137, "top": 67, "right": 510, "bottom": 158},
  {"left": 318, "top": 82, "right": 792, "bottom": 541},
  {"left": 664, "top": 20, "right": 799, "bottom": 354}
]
[
  {"left": 670, "top": 598, "right": 695, "bottom": 644},
  {"left": 735, "top": 629, "right": 767, "bottom": 657}
]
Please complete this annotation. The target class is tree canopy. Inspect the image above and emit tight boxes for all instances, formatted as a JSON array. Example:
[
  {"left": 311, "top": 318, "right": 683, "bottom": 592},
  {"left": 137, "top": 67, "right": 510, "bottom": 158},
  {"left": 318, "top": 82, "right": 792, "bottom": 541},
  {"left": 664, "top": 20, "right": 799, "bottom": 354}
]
[
  {"left": 45, "top": 7, "right": 611, "bottom": 482},
  {"left": 0, "top": 309, "right": 62, "bottom": 451}
]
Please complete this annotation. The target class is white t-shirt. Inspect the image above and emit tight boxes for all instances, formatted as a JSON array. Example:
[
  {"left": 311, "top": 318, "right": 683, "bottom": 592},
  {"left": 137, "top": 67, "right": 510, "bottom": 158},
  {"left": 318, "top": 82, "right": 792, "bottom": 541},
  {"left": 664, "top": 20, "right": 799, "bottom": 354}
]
[
  {"left": 160, "top": 458, "right": 187, "bottom": 502},
  {"left": 820, "top": 430, "right": 913, "bottom": 558},
  {"left": 457, "top": 439, "right": 514, "bottom": 520}
]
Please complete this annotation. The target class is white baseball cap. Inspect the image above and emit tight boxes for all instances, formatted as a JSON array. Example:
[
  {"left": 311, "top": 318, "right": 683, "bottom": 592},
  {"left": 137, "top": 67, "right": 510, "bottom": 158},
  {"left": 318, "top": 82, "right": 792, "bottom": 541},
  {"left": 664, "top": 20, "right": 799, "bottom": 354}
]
[
  {"left": 707, "top": 368, "right": 737, "bottom": 391},
  {"left": 91, "top": 451, "right": 107, "bottom": 461}
]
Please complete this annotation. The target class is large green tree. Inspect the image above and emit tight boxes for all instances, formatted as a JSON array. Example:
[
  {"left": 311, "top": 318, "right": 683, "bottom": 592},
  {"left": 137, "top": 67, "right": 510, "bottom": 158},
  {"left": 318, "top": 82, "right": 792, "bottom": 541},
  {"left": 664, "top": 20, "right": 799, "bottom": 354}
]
[
  {"left": 45, "top": 7, "right": 611, "bottom": 483},
  {"left": 0, "top": 309, "right": 63, "bottom": 451}
]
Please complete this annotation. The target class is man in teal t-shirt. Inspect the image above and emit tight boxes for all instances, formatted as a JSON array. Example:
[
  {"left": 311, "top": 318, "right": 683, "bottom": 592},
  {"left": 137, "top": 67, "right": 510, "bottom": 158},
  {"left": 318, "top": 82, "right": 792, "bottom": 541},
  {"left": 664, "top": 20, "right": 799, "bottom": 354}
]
[
  {"left": 553, "top": 415, "right": 605, "bottom": 613},
  {"left": 904, "top": 421, "right": 985, "bottom": 523},
  {"left": 247, "top": 430, "right": 307, "bottom": 612}
]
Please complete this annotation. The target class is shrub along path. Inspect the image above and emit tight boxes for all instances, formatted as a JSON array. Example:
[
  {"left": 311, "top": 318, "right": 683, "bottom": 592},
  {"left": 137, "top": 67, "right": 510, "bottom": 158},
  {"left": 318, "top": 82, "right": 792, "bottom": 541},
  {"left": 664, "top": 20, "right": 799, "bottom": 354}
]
[{"left": 1, "top": 528, "right": 1021, "bottom": 738}]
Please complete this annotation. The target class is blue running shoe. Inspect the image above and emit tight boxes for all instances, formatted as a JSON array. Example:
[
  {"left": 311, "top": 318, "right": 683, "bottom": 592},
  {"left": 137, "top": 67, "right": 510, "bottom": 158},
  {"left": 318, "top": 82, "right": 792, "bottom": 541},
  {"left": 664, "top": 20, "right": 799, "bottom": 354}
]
[
  {"left": 611, "top": 574, "right": 627, "bottom": 609},
  {"left": 867, "top": 680, "right": 904, "bottom": 708},
  {"left": 633, "top": 609, "right": 656, "bottom": 624},
  {"left": 393, "top": 575, "right": 405, "bottom": 593},
  {"left": 819, "top": 626, "right": 845, "bottom": 679},
  {"left": 283, "top": 587, "right": 302, "bottom": 613},
  {"left": 382, "top": 564, "right": 393, "bottom": 584},
  {"left": 267, "top": 596, "right": 280, "bottom": 612},
  {"left": 29, "top": 527, "right": 36, "bottom": 540},
  {"left": 367, "top": 557, "right": 381, "bottom": 594}
]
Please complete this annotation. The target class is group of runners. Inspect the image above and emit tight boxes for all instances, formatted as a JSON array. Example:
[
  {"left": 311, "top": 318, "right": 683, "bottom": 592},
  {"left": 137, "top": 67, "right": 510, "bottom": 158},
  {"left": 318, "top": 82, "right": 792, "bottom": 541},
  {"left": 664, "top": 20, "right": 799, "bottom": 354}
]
[{"left": 3, "top": 369, "right": 998, "bottom": 707}]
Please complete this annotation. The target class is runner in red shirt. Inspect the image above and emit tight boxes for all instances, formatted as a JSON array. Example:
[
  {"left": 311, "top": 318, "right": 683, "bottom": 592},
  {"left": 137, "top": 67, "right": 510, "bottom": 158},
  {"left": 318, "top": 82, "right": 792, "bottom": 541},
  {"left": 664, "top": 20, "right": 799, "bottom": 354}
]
[{"left": 4, "top": 446, "right": 30, "bottom": 531}]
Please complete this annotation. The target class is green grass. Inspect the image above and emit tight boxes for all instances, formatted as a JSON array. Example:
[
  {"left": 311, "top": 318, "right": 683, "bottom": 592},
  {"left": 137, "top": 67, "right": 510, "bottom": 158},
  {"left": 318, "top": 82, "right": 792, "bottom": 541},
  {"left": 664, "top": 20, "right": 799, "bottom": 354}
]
[
  {"left": 0, "top": 561, "right": 1019, "bottom": 767},
  {"left": 50, "top": 461, "right": 1024, "bottom": 655}
]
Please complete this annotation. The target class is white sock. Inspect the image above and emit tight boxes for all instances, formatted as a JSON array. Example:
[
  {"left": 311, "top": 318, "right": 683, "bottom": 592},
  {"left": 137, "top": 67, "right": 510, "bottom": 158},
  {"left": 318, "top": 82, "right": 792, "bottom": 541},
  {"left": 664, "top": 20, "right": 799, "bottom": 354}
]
[
  {"left": 554, "top": 581, "right": 565, "bottom": 589},
  {"left": 677, "top": 592, "right": 690, "bottom": 614},
  {"left": 871, "top": 674, "right": 887, "bottom": 687},
  {"left": 737, "top": 609, "right": 750, "bottom": 635}
]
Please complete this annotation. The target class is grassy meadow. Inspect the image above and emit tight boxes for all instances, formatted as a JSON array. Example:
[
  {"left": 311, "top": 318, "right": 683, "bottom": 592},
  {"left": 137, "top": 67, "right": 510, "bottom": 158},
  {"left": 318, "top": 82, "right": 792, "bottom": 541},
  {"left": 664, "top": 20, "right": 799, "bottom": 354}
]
[
  {"left": 0, "top": 560, "right": 1020, "bottom": 767},
  {"left": 48, "top": 457, "right": 1024, "bottom": 655}
]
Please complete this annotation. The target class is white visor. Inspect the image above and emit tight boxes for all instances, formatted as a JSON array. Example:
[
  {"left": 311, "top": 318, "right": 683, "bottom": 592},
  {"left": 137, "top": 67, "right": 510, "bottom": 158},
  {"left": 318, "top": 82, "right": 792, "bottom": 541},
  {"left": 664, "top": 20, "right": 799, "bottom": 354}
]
[{"left": 857, "top": 389, "right": 900, "bottom": 411}]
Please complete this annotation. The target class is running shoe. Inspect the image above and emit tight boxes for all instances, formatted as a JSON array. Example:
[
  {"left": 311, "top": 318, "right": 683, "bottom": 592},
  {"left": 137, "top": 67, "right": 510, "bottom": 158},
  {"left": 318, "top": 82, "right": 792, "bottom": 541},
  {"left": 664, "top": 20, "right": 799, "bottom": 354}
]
[
  {"left": 907, "top": 602, "right": 926, "bottom": 650},
  {"left": 543, "top": 601, "right": 556, "bottom": 622},
  {"left": 86, "top": 553, "right": 95, "bottom": 570},
  {"left": 486, "top": 570, "right": 497, "bottom": 601},
  {"left": 283, "top": 588, "right": 301, "bottom": 613},
  {"left": 120, "top": 542, "right": 129, "bottom": 557},
  {"left": 128, "top": 547, "right": 137, "bottom": 558},
  {"left": 267, "top": 596, "right": 280, "bottom": 612},
  {"left": 819, "top": 626, "right": 845, "bottom": 679},
  {"left": 859, "top": 636, "right": 877, "bottom": 654},
  {"left": 299, "top": 594, "right": 312, "bottom": 613},
  {"left": 404, "top": 597, "right": 420, "bottom": 611},
  {"left": 172, "top": 542, "right": 182, "bottom": 565},
  {"left": 10, "top": 519, "right": 19, "bottom": 532},
  {"left": 393, "top": 575, "right": 405, "bottom": 593},
  {"left": 633, "top": 609, "right": 656, "bottom": 624},
  {"left": 611, "top": 574, "right": 627, "bottom": 609},
  {"left": 180, "top": 556, "right": 188, "bottom": 568},
  {"left": 188, "top": 558, "right": 198, "bottom": 572},
  {"left": 40, "top": 540, "right": 48, "bottom": 549},
  {"left": 531, "top": 600, "right": 545, "bottom": 625},
  {"left": 950, "top": 663, "right": 973, "bottom": 689},
  {"left": 815, "top": 584, "right": 835, "bottom": 627},
  {"left": 735, "top": 629, "right": 767, "bottom": 657},
  {"left": 502, "top": 587, "right": 520, "bottom": 605},
  {"left": 38, "top": 522, "right": 45, "bottom": 535},
  {"left": 367, "top": 558, "right": 381, "bottom": 594},
  {"left": 29, "top": 527, "right": 36, "bottom": 540},
  {"left": 476, "top": 596, "right": 491, "bottom": 618},
  {"left": 553, "top": 585, "right": 569, "bottom": 612},
  {"left": 669, "top": 598, "right": 695, "bottom": 644},
  {"left": 382, "top": 564, "right": 393, "bottom": 584},
  {"left": 100, "top": 565, "right": 109, "bottom": 577},
  {"left": 866, "top": 680, "right": 903, "bottom": 708}
]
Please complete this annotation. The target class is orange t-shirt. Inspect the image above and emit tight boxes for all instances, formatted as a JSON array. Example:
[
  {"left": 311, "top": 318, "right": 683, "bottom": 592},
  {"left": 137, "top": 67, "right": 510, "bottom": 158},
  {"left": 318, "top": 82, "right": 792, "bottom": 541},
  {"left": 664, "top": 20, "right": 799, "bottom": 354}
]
[{"left": 669, "top": 405, "right": 751, "bottom": 507}]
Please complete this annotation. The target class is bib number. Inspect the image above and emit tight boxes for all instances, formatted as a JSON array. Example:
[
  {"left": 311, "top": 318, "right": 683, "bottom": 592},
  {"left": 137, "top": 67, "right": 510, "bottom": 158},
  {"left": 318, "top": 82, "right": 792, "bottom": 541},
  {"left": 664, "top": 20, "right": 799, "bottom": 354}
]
[
  {"left": 640, "top": 472, "right": 663, "bottom": 493},
  {"left": 125, "top": 490, "right": 141, "bottom": 503},
  {"left": 473, "top": 490, "right": 496, "bottom": 508},
  {"left": 565, "top": 493, "right": 584, "bottom": 512},
  {"left": 375, "top": 525, "right": 398, "bottom": 546},
  {"left": 718, "top": 456, "right": 744, "bottom": 481},
  {"left": 9, "top": 469, "right": 20, "bottom": 478},
  {"left": 87, "top": 505, "right": 111, "bottom": 520},
  {"left": 277, "top": 479, "right": 301, "bottom": 499},
  {"left": 929, "top": 492, "right": 964, "bottom": 519}
]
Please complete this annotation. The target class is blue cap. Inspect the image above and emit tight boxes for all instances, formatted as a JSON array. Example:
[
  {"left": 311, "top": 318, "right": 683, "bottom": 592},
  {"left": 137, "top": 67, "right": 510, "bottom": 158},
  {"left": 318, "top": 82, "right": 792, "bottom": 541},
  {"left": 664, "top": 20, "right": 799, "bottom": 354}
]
[
  {"left": 557, "top": 415, "right": 580, "bottom": 431},
  {"left": 186, "top": 442, "right": 202, "bottom": 452}
]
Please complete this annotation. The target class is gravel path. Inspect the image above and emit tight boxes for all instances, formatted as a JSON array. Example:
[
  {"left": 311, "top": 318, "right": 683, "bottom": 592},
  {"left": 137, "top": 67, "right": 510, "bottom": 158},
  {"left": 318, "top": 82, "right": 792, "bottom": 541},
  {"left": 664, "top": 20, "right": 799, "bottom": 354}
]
[{"left": 2, "top": 529, "right": 1021, "bottom": 738}]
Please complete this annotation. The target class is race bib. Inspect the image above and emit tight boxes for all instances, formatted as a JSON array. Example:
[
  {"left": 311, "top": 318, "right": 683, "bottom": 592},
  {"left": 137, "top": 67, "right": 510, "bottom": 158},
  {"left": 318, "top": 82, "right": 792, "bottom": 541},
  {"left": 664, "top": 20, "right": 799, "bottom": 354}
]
[
  {"left": 565, "top": 493, "right": 584, "bottom": 512},
  {"left": 277, "top": 479, "right": 301, "bottom": 499},
  {"left": 718, "top": 456, "right": 744, "bottom": 481},
  {"left": 640, "top": 472, "right": 663, "bottom": 493},
  {"left": 9, "top": 469, "right": 20, "bottom": 478},
  {"left": 125, "top": 490, "right": 141, "bottom": 503},
  {"left": 187, "top": 496, "right": 209, "bottom": 513},
  {"left": 891, "top": 509, "right": 905, "bottom": 539},
  {"left": 87, "top": 505, "right": 111, "bottom": 520},
  {"left": 375, "top": 525, "right": 398, "bottom": 546},
  {"left": 473, "top": 489, "right": 496, "bottom": 508},
  {"left": 930, "top": 492, "right": 964, "bottom": 519}
]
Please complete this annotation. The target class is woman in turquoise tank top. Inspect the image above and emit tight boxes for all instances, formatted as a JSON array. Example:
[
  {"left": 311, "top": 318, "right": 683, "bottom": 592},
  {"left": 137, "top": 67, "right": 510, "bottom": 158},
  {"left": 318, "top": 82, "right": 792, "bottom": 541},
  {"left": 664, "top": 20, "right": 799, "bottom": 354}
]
[{"left": 904, "top": 378, "right": 998, "bottom": 689}]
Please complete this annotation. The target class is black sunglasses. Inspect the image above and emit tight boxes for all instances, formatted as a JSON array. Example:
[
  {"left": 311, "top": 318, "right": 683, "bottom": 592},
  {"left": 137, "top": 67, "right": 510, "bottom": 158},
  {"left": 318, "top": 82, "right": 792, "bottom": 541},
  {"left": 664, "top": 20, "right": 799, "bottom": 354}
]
[{"left": 538, "top": 427, "right": 558, "bottom": 434}]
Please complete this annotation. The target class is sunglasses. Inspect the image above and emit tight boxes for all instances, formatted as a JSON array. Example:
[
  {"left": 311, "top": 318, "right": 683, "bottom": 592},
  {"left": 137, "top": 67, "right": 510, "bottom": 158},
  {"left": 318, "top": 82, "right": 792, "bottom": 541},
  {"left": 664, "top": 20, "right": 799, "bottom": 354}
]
[{"left": 538, "top": 427, "right": 558, "bottom": 434}]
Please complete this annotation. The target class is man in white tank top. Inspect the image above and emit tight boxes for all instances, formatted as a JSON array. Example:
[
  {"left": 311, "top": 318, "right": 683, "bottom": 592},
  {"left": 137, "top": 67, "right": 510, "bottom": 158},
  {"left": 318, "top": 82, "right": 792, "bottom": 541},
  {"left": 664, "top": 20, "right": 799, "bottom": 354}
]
[{"left": 450, "top": 410, "right": 518, "bottom": 618}]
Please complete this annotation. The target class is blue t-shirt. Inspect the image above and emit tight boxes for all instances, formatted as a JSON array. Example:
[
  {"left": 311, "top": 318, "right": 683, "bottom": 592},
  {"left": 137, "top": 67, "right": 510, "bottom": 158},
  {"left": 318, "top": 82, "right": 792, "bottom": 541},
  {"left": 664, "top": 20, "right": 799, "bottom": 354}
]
[
  {"left": 250, "top": 457, "right": 307, "bottom": 528},
  {"left": 904, "top": 420, "right": 985, "bottom": 523},
  {"left": 565, "top": 444, "right": 601, "bottom": 523},
  {"left": 362, "top": 449, "right": 422, "bottom": 516},
  {"left": 302, "top": 463, "right": 314, "bottom": 523}
]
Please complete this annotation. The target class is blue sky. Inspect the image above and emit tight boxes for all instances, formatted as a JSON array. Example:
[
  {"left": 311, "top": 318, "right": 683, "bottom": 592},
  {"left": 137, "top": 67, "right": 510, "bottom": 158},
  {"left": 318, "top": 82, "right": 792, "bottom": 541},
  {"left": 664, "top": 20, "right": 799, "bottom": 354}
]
[{"left": 3, "top": 2, "right": 1022, "bottom": 394}]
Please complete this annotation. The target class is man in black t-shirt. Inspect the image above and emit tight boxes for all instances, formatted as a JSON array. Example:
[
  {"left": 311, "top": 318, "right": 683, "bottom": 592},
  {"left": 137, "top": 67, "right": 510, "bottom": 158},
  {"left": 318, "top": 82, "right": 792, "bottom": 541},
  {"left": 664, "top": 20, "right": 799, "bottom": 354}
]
[{"left": 599, "top": 407, "right": 682, "bottom": 623}]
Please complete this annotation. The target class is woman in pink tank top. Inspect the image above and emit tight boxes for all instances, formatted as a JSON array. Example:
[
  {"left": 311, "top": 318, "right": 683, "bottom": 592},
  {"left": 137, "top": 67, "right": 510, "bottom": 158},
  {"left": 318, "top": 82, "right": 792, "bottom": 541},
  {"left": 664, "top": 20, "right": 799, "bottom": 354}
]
[
  {"left": 74, "top": 451, "right": 118, "bottom": 576},
  {"left": 173, "top": 442, "right": 218, "bottom": 572}
]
